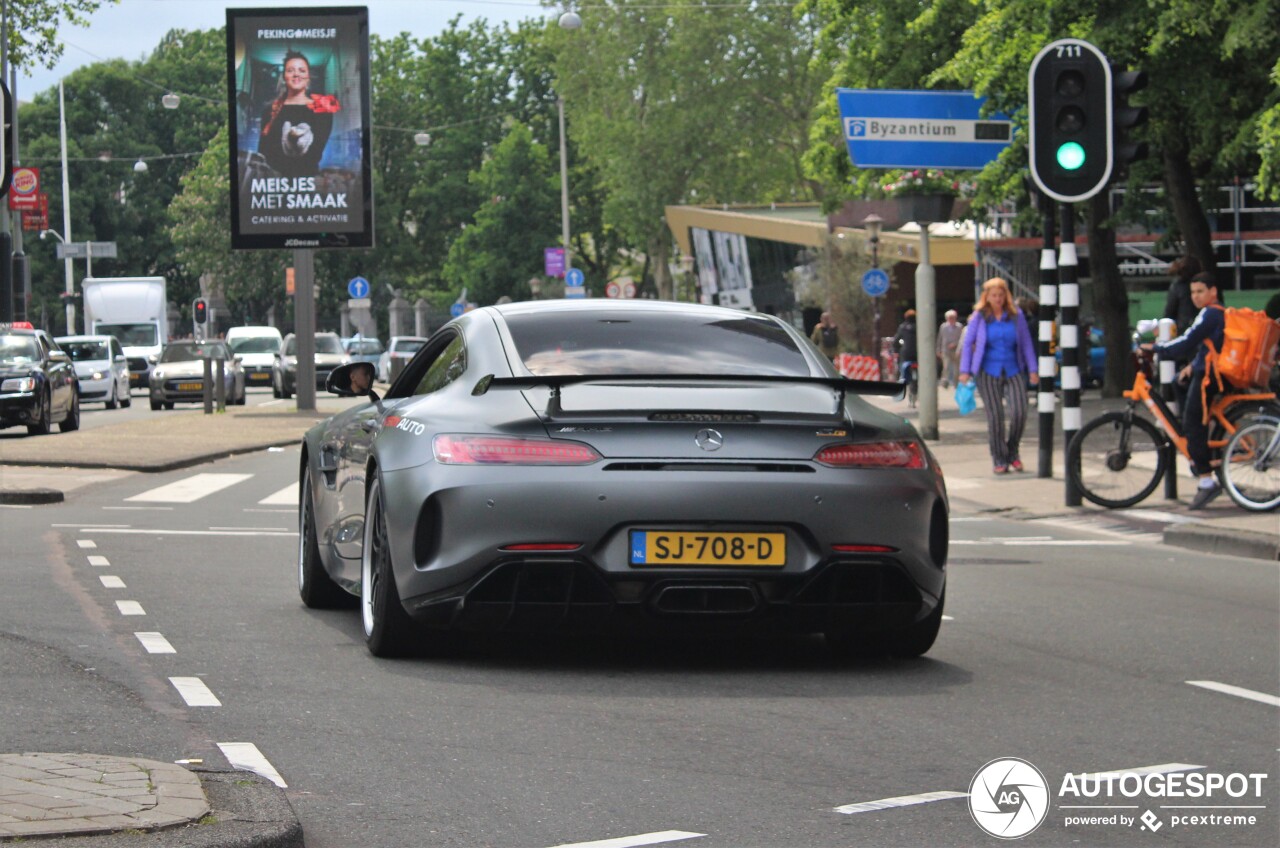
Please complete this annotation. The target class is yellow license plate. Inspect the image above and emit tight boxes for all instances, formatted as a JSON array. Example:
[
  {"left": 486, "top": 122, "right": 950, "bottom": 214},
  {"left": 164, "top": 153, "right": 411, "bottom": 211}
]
[
  {"left": 178, "top": 382, "right": 202, "bottom": 391},
  {"left": 629, "top": 531, "right": 785, "bottom": 567},
  {"left": 250, "top": 372, "right": 270, "bottom": 380}
]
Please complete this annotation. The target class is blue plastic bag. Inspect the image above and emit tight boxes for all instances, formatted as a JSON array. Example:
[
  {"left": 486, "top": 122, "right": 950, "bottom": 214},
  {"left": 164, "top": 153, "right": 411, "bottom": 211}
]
[{"left": 955, "top": 380, "right": 976, "bottom": 416}]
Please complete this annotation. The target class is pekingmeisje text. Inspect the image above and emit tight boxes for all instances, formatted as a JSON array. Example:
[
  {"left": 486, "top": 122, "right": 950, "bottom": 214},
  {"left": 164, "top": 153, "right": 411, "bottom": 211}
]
[
  {"left": 249, "top": 177, "right": 348, "bottom": 213},
  {"left": 257, "top": 28, "right": 336, "bottom": 39}
]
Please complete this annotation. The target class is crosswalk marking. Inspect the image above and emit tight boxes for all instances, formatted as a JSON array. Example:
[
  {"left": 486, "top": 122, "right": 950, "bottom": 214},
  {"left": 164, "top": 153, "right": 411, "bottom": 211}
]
[
  {"left": 258, "top": 483, "right": 298, "bottom": 506},
  {"left": 170, "top": 677, "right": 221, "bottom": 707},
  {"left": 548, "top": 832, "right": 705, "bottom": 848},
  {"left": 99, "top": 576, "right": 126, "bottom": 589},
  {"left": 76, "top": 539, "right": 96, "bottom": 549},
  {"left": 1187, "top": 681, "right": 1280, "bottom": 708},
  {"left": 87, "top": 555, "right": 109, "bottom": 567},
  {"left": 135, "top": 632, "right": 176, "bottom": 654},
  {"left": 116, "top": 600, "right": 146, "bottom": 616},
  {"left": 125, "top": 473, "right": 253, "bottom": 504},
  {"left": 217, "top": 743, "right": 287, "bottom": 788},
  {"left": 835, "top": 790, "right": 969, "bottom": 815}
]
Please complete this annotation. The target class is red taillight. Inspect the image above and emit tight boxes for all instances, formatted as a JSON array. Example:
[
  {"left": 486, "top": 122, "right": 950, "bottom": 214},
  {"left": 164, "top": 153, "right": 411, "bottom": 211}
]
[
  {"left": 832, "top": 544, "right": 899, "bottom": 553},
  {"left": 814, "top": 441, "right": 925, "bottom": 469},
  {"left": 499, "top": 543, "right": 583, "bottom": 552},
  {"left": 433, "top": 434, "right": 601, "bottom": 465}
]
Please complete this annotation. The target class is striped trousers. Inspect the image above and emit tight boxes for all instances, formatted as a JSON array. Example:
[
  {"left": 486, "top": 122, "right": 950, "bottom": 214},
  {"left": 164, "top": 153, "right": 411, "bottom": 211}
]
[{"left": 975, "top": 371, "right": 1030, "bottom": 467}]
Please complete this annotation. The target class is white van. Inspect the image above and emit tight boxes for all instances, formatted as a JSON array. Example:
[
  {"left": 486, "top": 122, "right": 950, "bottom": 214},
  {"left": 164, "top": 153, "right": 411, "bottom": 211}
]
[{"left": 225, "top": 326, "right": 284, "bottom": 390}]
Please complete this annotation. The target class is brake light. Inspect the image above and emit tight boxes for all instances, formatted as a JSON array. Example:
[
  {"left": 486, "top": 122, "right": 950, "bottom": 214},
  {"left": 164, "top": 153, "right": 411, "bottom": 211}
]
[
  {"left": 433, "top": 434, "right": 601, "bottom": 465},
  {"left": 832, "top": 544, "right": 899, "bottom": 553},
  {"left": 499, "top": 543, "right": 583, "bottom": 552},
  {"left": 814, "top": 441, "right": 925, "bottom": 468}
]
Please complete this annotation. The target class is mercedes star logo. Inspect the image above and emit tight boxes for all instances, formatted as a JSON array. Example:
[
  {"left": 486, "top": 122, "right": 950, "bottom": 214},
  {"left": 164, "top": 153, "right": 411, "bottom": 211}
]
[{"left": 694, "top": 428, "right": 724, "bottom": 451}]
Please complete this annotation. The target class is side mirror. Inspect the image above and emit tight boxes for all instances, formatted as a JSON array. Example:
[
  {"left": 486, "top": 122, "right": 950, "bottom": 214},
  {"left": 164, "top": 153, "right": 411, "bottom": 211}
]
[
  {"left": 115, "top": 355, "right": 127, "bottom": 363},
  {"left": 148, "top": 354, "right": 159, "bottom": 364},
  {"left": 326, "top": 362, "right": 378, "bottom": 401},
  {"left": 50, "top": 351, "right": 70, "bottom": 363}
]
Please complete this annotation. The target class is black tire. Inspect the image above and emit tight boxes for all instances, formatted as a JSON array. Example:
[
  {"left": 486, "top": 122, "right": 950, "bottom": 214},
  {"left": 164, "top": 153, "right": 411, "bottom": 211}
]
[
  {"left": 122, "top": 390, "right": 132, "bottom": 408},
  {"left": 361, "top": 476, "right": 421, "bottom": 657},
  {"left": 1067, "top": 411, "right": 1168, "bottom": 509},
  {"left": 150, "top": 398, "right": 162, "bottom": 411},
  {"left": 298, "top": 466, "right": 353, "bottom": 608},
  {"left": 272, "top": 375, "right": 281, "bottom": 399},
  {"left": 26, "top": 391, "right": 51, "bottom": 436},
  {"left": 281, "top": 377, "right": 292, "bottom": 400},
  {"left": 58, "top": 390, "right": 80, "bottom": 432},
  {"left": 164, "top": 402, "right": 174, "bottom": 410},
  {"left": 106, "top": 384, "right": 118, "bottom": 410},
  {"left": 826, "top": 591, "right": 944, "bottom": 660},
  {"left": 1213, "top": 399, "right": 1280, "bottom": 484},
  {"left": 1222, "top": 418, "right": 1280, "bottom": 512}
]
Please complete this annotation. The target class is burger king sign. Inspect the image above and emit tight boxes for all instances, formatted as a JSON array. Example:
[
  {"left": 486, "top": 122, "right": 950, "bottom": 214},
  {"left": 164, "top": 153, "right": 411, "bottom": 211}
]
[{"left": 8, "top": 167, "right": 39, "bottom": 210}]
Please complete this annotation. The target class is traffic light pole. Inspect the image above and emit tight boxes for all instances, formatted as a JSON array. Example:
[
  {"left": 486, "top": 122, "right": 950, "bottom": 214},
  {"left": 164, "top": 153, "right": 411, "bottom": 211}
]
[
  {"left": 1037, "top": 199, "right": 1058, "bottom": 478},
  {"left": 1059, "top": 205, "right": 1083, "bottom": 506}
]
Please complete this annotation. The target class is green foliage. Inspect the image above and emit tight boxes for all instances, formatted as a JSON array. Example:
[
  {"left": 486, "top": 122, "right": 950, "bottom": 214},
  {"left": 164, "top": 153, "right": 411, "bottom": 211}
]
[{"left": 4, "top": 0, "right": 115, "bottom": 70}]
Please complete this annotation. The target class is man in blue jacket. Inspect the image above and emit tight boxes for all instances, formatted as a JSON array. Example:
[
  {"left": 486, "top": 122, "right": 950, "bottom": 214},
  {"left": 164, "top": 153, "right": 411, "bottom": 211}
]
[{"left": 1154, "top": 272, "right": 1226, "bottom": 509}]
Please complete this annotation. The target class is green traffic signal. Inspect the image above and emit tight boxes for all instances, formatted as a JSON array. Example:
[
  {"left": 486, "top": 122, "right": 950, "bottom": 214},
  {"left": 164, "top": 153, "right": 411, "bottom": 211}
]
[{"left": 1057, "top": 141, "right": 1086, "bottom": 171}]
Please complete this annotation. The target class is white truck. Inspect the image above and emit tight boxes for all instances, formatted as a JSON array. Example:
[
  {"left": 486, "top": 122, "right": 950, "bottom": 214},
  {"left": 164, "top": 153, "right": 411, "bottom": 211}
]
[{"left": 81, "top": 277, "right": 169, "bottom": 389}]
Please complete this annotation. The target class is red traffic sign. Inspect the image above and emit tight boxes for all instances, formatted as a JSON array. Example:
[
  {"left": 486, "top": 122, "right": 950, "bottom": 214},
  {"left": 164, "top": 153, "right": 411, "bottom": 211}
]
[{"left": 605, "top": 281, "right": 621, "bottom": 299}]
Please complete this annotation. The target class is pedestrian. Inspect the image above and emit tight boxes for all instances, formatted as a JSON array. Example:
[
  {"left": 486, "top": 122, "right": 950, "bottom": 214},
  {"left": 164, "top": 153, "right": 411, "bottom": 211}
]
[
  {"left": 810, "top": 311, "right": 840, "bottom": 361},
  {"left": 1163, "top": 255, "right": 1204, "bottom": 410},
  {"left": 1152, "top": 272, "right": 1227, "bottom": 509},
  {"left": 958, "top": 277, "right": 1039, "bottom": 474},
  {"left": 936, "top": 309, "right": 964, "bottom": 388},
  {"left": 892, "top": 309, "right": 918, "bottom": 382}
]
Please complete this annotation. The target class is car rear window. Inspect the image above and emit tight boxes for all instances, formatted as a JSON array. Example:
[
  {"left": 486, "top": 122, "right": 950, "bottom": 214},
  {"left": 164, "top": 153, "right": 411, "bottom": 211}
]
[
  {"left": 229, "top": 336, "right": 281, "bottom": 355},
  {"left": 62, "top": 340, "right": 111, "bottom": 361},
  {"left": 393, "top": 339, "right": 426, "bottom": 354},
  {"left": 504, "top": 309, "right": 810, "bottom": 376}
]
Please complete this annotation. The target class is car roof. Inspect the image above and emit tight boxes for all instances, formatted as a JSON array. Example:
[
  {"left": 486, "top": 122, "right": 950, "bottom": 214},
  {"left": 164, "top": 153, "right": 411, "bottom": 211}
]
[{"left": 56, "top": 334, "right": 115, "bottom": 342}]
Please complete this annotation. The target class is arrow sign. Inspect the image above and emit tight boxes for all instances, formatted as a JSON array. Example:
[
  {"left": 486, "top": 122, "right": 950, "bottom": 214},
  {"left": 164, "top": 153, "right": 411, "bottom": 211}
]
[
  {"left": 348, "top": 277, "right": 370, "bottom": 299},
  {"left": 565, "top": 268, "right": 585, "bottom": 288}
]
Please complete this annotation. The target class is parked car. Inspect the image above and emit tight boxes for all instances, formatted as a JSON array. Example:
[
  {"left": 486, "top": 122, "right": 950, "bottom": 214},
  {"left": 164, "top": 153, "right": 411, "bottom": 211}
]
[
  {"left": 0, "top": 322, "right": 81, "bottom": 435},
  {"left": 148, "top": 340, "right": 245, "bottom": 410},
  {"left": 343, "top": 336, "right": 384, "bottom": 369},
  {"left": 55, "top": 334, "right": 131, "bottom": 409},
  {"left": 226, "top": 326, "right": 284, "bottom": 391},
  {"left": 297, "top": 301, "right": 947, "bottom": 660},
  {"left": 273, "top": 332, "right": 349, "bottom": 399},
  {"left": 377, "top": 335, "right": 428, "bottom": 383},
  {"left": 1054, "top": 325, "right": 1108, "bottom": 387}
]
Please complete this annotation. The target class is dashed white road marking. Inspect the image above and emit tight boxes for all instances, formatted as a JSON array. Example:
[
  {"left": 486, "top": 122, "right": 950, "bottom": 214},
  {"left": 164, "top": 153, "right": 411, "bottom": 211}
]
[
  {"left": 945, "top": 478, "right": 983, "bottom": 490},
  {"left": 258, "top": 483, "right": 298, "bottom": 506},
  {"left": 209, "top": 526, "right": 292, "bottom": 532},
  {"left": 83, "top": 528, "right": 294, "bottom": 537},
  {"left": 217, "top": 743, "right": 287, "bottom": 788},
  {"left": 103, "top": 506, "right": 174, "bottom": 511},
  {"left": 1187, "top": 681, "right": 1280, "bottom": 708},
  {"left": 243, "top": 508, "right": 294, "bottom": 514},
  {"left": 99, "top": 576, "right": 126, "bottom": 589},
  {"left": 53, "top": 524, "right": 130, "bottom": 528},
  {"left": 548, "top": 832, "right": 705, "bottom": 848},
  {"left": 258, "top": 399, "right": 285, "bottom": 407},
  {"left": 941, "top": 615, "right": 955, "bottom": 621},
  {"left": 170, "top": 677, "right": 221, "bottom": 707},
  {"left": 835, "top": 790, "right": 969, "bottom": 814},
  {"left": 948, "top": 517, "right": 994, "bottom": 522},
  {"left": 87, "top": 555, "right": 110, "bottom": 567},
  {"left": 76, "top": 539, "right": 97, "bottom": 549},
  {"left": 126, "top": 473, "right": 253, "bottom": 503},
  {"left": 952, "top": 539, "right": 1134, "bottom": 546},
  {"left": 115, "top": 601, "right": 146, "bottom": 616},
  {"left": 0, "top": 504, "right": 33, "bottom": 509},
  {"left": 135, "top": 632, "right": 176, "bottom": 654}
]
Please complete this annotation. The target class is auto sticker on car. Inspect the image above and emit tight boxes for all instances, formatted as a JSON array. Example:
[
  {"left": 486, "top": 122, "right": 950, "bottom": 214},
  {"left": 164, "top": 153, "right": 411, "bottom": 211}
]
[{"left": 385, "top": 416, "right": 425, "bottom": 436}]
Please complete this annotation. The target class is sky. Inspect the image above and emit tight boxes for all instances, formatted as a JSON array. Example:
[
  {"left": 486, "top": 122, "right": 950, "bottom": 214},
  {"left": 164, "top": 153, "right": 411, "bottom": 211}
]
[{"left": 16, "top": 0, "right": 545, "bottom": 99}]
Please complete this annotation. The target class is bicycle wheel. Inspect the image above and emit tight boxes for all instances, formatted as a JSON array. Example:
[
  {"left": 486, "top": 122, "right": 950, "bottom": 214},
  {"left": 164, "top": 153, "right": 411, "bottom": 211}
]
[
  {"left": 1221, "top": 418, "right": 1280, "bottom": 512},
  {"left": 1067, "top": 411, "right": 1169, "bottom": 509}
]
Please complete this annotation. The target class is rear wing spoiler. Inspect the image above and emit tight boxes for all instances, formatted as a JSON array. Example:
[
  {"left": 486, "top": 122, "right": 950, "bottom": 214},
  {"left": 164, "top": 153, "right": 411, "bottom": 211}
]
[{"left": 472, "top": 373, "right": 906, "bottom": 418}]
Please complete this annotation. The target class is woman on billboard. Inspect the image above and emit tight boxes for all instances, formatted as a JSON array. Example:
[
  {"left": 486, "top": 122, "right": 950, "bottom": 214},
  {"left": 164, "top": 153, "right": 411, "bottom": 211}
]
[{"left": 258, "top": 51, "right": 338, "bottom": 178}]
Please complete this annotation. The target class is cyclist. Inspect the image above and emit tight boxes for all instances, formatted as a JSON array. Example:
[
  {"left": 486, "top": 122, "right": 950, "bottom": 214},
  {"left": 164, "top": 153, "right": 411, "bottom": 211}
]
[
  {"left": 1152, "top": 271, "right": 1226, "bottom": 509},
  {"left": 893, "top": 309, "right": 918, "bottom": 384}
]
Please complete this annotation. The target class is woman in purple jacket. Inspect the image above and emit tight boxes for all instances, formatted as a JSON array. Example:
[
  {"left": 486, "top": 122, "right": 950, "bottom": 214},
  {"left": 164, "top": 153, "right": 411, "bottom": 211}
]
[{"left": 959, "top": 277, "right": 1039, "bottom": 473}]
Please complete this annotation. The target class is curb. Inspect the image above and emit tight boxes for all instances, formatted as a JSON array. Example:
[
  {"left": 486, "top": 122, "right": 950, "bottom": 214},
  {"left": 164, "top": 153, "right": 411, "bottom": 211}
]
[
  {"left": 0, "top": 487, "right": 64, "bottom": 505},
  {"left": 1162, "top": 523, "right": 1280, "bottom": 561},
  {"left": 0, "top": 440, "right": 300, "bottom": 475}
]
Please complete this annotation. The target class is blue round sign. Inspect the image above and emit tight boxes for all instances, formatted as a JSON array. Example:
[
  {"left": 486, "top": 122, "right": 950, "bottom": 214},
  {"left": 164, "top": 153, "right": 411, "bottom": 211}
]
[
  {"left": 861, "top": 268, "right": 890, "bottom": 297},
  {"left": 565, "top": 268, "right": 585, "bottom": 288},
  {"left": 348, "top": 276, "right": 370, "bottom": 299},
  {"left": 449, "top": 302, "right": 465, "bottom": 318}
]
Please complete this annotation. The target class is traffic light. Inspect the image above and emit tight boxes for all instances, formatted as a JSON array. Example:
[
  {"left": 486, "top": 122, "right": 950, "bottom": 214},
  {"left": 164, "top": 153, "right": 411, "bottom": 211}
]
[
  {"left": 193, "top": 298, "right": 208, "bottom": 324},
  {"left": 1028, "top": 38, "right": 1113, "bottom": 203},
  {"left": 1112, "top": 68, "right": 1149, "bottom": 173}
]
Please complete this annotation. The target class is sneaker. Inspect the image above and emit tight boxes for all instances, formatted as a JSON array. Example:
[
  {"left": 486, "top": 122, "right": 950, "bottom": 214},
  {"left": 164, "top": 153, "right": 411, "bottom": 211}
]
[
  {"left": 1011, "top": 459, "right": 1024, "bottom": 472},
  {"left": 1188, "top": 483, "right": 1222, "bottom": 510},
  {"left": 994, "top": 465, "right": 1009, "bottom": 475}
]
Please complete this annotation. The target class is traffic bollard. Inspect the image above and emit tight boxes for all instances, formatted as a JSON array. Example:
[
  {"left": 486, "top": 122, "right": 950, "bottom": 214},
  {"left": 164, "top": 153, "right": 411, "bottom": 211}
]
[
  {"left": 215, "top": 358, "right": 226, "bottom": 412},
  {"left": 203, "top": 358, "right": 213, "bottom": 415},
  {"left": 1158, "top": 318, "right": 1178, "bottom": 501}
]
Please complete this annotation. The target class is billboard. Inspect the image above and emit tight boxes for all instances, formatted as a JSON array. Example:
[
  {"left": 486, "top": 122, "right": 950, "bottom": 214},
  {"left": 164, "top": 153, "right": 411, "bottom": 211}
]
[{"left": 226, "top": 7, "right": 373, "bottom": 250}]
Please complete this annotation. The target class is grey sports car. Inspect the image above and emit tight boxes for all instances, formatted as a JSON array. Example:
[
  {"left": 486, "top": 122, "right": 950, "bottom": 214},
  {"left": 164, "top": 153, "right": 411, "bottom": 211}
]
[{"left": 298, "top": 300, "right": 948, "bottom": 659}]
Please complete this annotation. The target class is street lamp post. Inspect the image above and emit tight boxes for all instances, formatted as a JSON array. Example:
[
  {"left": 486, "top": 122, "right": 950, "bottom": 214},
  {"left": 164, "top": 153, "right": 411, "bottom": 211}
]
[
  {"left": 58, "top": 80, "right": 75, "bottom": 334},
  {"left": 862, "top": 213, "right": 884, "bottom": 376},
  {"left": 557, "top": 11, "right": 581, "bottom": 286}
]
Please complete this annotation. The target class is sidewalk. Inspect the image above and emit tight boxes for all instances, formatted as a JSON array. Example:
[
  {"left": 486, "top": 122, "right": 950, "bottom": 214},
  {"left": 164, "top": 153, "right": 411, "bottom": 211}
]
[{"left": 866, "top": 384, "right": 1279, "bottom": 561}]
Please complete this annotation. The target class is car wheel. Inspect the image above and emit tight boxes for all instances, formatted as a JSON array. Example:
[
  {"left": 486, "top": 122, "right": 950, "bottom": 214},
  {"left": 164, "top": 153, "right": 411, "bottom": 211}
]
[
  {"left": 886, "top": 591, "right": 944, "bottom": 658},
  {"left": 106, "top": 384, "right": 118, "bottom": 409},
  {"left": 298, "top": 465, "right": 353, "bottom": 609},
  {"left": 281, "top": 377, "right": 292, "bottom": 400},
  {"left": 150, "top": 398, "right": 162, "bottom": 411},
  {"left": 361, "top": 475, "right": 420, "bottom": 657},
  {"left": 122, "top": 388, "right": 132, "bottom": 408},
  {"left": 826, "top": 591, "right": 944, "bottom": 660},
  {"left": 164, "top": 402, "right": 174, "bottom": 410},
  {"left": 58, "top": 390, "right": 81, "bottom": 432},
  {"left": 26, "top": 391, "right": 52, "bottom": 436},
  {"left": 272, "top": 375, "right": 281, "bottom": 398}
]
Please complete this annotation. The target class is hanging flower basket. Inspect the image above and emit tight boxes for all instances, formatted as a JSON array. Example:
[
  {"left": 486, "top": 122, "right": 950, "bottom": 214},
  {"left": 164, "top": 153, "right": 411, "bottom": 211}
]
[{"left": 893, "top": 193, "right": 955, "bottom": 224}]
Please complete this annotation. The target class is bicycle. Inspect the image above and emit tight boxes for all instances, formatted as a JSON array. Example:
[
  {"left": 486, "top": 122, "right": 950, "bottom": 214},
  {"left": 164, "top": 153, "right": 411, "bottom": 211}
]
[
  {"left": 1065, "top": 361, "right": 1279, "bottom": 509},
  {"left": 1221, "top": 414, "right": 1280, "bottom": 511}
]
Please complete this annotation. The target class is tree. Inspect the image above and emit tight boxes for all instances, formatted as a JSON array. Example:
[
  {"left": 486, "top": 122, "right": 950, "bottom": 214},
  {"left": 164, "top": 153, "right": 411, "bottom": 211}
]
[
  {"left": 442, "top": 123, "right": 560, "bottom": 304},
  {"left": 4, "top": 0, "right": 115, "bottom": 70}
]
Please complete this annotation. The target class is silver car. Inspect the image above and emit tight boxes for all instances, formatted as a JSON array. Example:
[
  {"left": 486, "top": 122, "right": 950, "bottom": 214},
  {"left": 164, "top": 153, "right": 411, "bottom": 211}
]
[
  {"left": 298, "top": 301, "right": 948, "bottom": 660},
  {"left": 148, "top": 340, "right": 245, "bottom": 409},
  {"left": 56, "top": 334, "right": 131, "bottom": 409}
]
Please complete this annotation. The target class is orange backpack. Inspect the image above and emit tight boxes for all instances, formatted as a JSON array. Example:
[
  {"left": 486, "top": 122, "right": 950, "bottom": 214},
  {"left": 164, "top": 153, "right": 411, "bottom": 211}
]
[{"left": 1204, "top": 306, "right": 1280, "bottom": 389}]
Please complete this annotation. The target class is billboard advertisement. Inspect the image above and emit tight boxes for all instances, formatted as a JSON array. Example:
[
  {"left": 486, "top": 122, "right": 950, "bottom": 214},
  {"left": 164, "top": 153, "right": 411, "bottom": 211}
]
[{"left": 226, "top": 7, "right": 373, "bottom": 250}]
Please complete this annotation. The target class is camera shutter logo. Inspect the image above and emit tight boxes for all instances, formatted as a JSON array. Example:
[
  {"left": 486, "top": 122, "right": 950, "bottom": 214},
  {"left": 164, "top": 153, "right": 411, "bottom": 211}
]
[{"left": 969, "top": 758, "right": 1050, "bottom": 839}]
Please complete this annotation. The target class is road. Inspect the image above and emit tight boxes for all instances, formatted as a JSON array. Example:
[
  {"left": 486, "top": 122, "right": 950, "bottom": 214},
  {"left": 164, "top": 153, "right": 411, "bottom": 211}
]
[
  {"left": 2, "top": 447, "right": 1277, "bottom": 847},
  {"left": 77, "top": 385, "right": 285, "bottom": 430}
]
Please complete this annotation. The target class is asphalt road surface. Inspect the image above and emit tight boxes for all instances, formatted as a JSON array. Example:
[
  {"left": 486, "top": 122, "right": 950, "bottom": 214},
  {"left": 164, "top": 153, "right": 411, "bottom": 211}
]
[{"left": 2, "top": 447, "right": 1277, "bottom": 847}]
